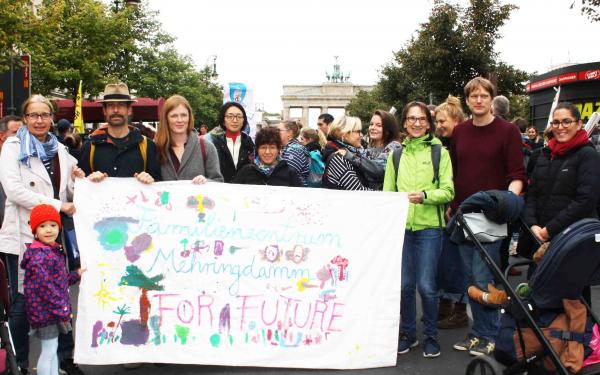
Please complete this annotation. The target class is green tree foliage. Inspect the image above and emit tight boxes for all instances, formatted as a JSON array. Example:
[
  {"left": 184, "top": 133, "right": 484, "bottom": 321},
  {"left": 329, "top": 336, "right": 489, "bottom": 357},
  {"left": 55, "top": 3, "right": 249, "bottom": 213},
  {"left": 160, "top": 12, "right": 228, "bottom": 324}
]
[
  {"left": 4, "top": 0, "right": 223, "bottom": 125},
  {"left": 345, "top": 87, "right": 389, "bottom": 128},
  {"left": 351, "top": 0, "right": 529, "bottom": 117},
  {"left": 0, "top": 0, "right": 35, "bottom": 70},
  {"left": 572, "top": 0, "right": 600, "bottom": 21}
]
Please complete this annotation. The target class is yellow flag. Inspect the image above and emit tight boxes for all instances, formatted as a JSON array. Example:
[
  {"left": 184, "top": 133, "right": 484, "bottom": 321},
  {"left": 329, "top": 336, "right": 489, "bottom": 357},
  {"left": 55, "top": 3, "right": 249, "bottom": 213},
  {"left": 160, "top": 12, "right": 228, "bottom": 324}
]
[{"left": 74, "top": 80, "right": 84, "bottom": 134}]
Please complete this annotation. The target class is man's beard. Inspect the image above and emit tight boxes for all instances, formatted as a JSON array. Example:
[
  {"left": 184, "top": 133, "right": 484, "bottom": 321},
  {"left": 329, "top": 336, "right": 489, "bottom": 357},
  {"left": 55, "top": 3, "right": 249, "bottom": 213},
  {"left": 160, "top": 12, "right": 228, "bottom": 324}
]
[{"left": 108, "top": 114, "right": 127, "bottom": 127}]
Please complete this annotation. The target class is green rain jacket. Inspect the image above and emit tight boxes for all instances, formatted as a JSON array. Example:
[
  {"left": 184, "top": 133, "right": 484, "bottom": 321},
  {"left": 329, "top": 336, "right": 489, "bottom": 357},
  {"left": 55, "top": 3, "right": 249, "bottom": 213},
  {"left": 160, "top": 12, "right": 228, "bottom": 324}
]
[{"left": 383, "top": 134, "right": 454, "bottom": 231}]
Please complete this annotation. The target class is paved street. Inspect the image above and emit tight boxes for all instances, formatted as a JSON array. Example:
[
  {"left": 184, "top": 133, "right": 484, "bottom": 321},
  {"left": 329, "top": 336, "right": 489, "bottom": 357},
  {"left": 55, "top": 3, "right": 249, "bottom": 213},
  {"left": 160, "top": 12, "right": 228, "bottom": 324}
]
[{"left": 25, "top": 266, "right": 600, "bottom": 375}]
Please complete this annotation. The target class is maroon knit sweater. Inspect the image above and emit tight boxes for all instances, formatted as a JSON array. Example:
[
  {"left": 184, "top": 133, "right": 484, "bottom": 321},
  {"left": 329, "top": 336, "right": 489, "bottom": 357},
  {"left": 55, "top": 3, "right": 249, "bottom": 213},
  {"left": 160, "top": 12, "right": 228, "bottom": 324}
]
[{"left": 450, "top": 117, "right": 526, "bottom": 210}]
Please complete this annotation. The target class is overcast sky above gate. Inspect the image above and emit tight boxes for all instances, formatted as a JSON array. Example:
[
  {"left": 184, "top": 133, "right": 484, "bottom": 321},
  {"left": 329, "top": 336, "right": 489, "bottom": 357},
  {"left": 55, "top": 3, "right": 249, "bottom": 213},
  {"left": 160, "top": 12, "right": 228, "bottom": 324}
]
[{"left": 147, "top": 0, "right": 599, "bottom": 113}]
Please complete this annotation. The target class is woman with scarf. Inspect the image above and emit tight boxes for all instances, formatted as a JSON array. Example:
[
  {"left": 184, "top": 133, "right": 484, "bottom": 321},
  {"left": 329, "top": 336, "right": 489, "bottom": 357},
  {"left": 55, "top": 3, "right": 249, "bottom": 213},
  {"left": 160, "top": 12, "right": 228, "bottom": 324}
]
[
  {"left": 0, "top": 94, "right": 84, "bottom": 375},
  {"left": 342, "top": 110, "right": 403, "bottom": 190},
  {"left": 321, "top": 115, "right": 371, "bottom": 190},
  {"left": 232, "top": 127, "right": 303, "bottom": 187},
  {"left": 383, "top": 101, "right": 454, "bottom": 358},
  {"left": 206, "top": 102, "right": 254, "bottom": 183},
  {"left": 524, "top": 102, "right": 600, "bottom": 251},
  {"left": 155, "top": 95, "right": 223, "bottom": 183}
]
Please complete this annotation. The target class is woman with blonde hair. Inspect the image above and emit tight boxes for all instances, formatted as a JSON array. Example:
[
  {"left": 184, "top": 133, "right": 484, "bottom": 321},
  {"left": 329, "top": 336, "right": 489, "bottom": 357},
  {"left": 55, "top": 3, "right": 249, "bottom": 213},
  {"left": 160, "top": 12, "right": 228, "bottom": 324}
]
[
  {"left": 155, "top": 95, "right": 223, "bottom": 183},
  {"left": 434, "top": 95, "right": 465, "bottom": 148},
  {"left": 433, "top": 96, "right": 469, "bottom": 330},
  {"left": 0, "top": 94, "right": 85, "bottom": 374},
  {"left": 277, "top": 120, "right": 310, "bottom": 186},
  {"left": 322, "top": 115, "right": 370, "bottom": 190}
]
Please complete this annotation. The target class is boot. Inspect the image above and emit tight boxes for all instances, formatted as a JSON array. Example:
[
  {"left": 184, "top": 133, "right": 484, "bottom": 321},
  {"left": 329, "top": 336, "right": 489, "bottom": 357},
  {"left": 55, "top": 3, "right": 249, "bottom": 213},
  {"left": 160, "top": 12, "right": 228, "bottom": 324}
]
[
  {"left": 437, "top": 298, "right": 454, "bottom": 321},
  {"left": 438, "top": 302, "right": 469, "bottom": 329},
  {"left": 468, "top": 283, "right": 508, "bottom": 306}
]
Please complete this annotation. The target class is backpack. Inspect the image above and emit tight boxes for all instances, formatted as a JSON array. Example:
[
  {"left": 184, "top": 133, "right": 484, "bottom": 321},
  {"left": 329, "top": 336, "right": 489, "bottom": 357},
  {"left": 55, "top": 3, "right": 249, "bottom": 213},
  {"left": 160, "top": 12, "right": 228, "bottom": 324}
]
[
  {"left": 307, "top": 150, "right": 325, "bottom": 187},
  {"left": 391, "top": 143, "right": 442, "bottom": 189},
  {"left": 89, "top": 135, "right": 147, "bottom": 173}
]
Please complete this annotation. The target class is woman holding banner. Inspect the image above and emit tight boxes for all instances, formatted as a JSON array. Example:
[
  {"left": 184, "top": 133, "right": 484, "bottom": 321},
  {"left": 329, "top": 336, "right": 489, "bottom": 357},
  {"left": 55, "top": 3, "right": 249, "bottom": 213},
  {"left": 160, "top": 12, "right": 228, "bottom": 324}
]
[
  {"left": 206, "top": 102, "right": 254, "bottom": 183},
  {"left": 233, "top": 127, "right": 303, "bottom": 187},
  {"left": 155, "top": 95, "right": 223, "bottom": 183},
  {"left": 383, "top": 101, "right": 454, "bottom": 358},
  {"left": 0, "top": 94, "right": 85, "bottom": 375}
]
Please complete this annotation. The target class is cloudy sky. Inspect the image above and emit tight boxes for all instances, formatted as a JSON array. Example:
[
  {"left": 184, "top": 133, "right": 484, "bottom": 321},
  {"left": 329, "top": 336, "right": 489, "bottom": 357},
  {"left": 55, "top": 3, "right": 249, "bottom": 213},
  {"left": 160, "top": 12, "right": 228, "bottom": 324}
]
[{"left": 147, "top": 0, "right": 599, "bottom": 112}]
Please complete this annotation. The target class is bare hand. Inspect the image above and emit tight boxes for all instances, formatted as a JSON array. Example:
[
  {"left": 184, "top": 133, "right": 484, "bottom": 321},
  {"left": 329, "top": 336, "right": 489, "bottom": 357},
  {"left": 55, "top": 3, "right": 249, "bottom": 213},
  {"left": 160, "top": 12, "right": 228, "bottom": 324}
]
[
  {"left": 60, "top": 202, "right": 76, "bottom": 215},
  {"left": 134, "top": 172, "right": 154, "bottom": 184},
  {"left": 407, "top": 191, "right": 424, "bottom": 204},
  {"left": 77, "top": 267, "right": 87, "bottom": 276},
  {"left": 87, "top": 171, "right": 108, "bottom": 183},
  {"left": 531, "top": 225, "right": 549, "bottom": 242},
  {"left": 335, "top": 149, "right": 347, "bottom": 157},
  {"left": 71, "top": 166, "right": 85, "bottom": 180},
  {"left": 192, "top": 175, "right": 207, "bottom": 184}
]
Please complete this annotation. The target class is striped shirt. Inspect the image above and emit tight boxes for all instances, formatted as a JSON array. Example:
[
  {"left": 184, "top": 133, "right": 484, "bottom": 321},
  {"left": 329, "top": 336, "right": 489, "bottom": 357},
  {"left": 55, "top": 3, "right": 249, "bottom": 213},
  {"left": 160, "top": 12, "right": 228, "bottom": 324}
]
[
  {"left": 281, "top": 139, "right": 309, "bottom": 186},
  {"left": 325, "top": 154, "right": 371, "bottom": 191}
]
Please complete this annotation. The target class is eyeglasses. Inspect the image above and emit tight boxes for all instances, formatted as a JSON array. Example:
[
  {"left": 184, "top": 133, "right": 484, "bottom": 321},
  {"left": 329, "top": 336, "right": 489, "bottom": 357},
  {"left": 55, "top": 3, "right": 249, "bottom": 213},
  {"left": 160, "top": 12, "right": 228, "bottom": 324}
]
[
  {"left": 26, "top": 112, "right": 52, "bottom": 120},
  {"left": 406, "top": 116, "right": 428, "bottom": 125},
  {"left": 225, "top": 114, "right": 244, "bottom": 121},
  {"left": 550, "top": 118, "right": 578, "bottom": 128}
]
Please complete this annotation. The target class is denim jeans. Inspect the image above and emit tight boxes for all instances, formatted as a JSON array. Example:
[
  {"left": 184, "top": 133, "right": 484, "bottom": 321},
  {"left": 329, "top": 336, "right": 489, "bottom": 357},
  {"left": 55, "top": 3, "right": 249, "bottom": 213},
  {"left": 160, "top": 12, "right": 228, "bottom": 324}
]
[
  {"left": 400, "top": 228, "right": 443, "bottom": 340},
  {"left": 458, "top": 240, "right": 502, "bottom": 341},
  {"left": 5, "top": 253, "right": 74, "bottom": 370},
  {"left": 437, "top": 232, "right": 468, "bottom": 303}
]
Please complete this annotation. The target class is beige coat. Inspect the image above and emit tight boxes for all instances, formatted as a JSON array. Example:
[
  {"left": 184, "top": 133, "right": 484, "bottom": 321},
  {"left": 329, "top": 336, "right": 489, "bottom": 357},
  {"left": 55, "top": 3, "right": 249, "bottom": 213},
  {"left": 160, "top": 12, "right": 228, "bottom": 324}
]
[{"left": 0, "top": 136, "right": 76, "bottom": 290}]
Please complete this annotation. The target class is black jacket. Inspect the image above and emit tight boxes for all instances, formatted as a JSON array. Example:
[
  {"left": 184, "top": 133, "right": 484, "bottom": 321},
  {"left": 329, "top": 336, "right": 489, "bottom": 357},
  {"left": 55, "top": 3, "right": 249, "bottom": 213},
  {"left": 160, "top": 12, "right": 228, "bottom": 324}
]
[
  {"left": 524, "top": 143, "right": 600, "bottom": 237},
  {"left": 207, "top": 127, "right": 254, "bottom": 183},
  {"left": 79, "top": 125, "right": 161, "bottom": 180},
  {"left": 232, "top": 160, "right": 303, "bottom": 187}
]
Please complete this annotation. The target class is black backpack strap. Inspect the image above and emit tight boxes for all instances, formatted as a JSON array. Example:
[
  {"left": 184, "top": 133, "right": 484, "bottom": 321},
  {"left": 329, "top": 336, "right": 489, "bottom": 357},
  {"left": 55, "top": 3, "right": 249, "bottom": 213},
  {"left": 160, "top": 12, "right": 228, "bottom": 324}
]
[
  {"left": 431, "top": 143, "right": 441, "bottom": 184},
  {"left": 392, "top": 147, "right": 403, "bottom": 192}
]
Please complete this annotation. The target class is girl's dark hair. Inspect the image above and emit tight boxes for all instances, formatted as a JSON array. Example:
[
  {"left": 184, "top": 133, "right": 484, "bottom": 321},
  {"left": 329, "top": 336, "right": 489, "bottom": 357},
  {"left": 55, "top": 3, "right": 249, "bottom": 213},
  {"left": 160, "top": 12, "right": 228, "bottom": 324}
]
[
  {"left": 372, "top": 110, "right": 400, "bottom": 145},
  {"left": 218, "top": 102, "right": 249, "bottom": 130},
  {"left": 399, "top": 101, "right": 434, "bottom": 135},
  {"left": 553, "top": 102, "right": 581, "bottom": 122},
  {"left": 255, "top": 127, "right": 281, "bottom": 150}
]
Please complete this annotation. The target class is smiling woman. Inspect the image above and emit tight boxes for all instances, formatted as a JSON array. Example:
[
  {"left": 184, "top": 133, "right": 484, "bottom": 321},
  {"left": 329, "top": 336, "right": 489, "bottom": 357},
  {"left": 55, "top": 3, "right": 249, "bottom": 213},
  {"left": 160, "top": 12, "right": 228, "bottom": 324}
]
[
  {"left": 232, "top": 127, "right": 303, "bottom": 187},
  {"left": 155, "top": 95, "right": 223, "bottom": 183}
]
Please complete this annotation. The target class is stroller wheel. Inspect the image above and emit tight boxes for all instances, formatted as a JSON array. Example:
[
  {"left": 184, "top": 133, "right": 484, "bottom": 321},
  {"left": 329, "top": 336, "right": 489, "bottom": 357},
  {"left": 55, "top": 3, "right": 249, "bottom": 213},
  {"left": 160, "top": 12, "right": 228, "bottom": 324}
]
[{"left": 465, "top": 355, "right": 504, "bottom": 375}]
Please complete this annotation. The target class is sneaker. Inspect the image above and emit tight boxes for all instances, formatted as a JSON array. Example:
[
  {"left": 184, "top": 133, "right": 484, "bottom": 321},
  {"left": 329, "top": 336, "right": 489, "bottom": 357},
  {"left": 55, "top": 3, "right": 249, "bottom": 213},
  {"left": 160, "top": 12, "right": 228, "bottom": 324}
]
[
  {"left": 423, "top": 336, "right": 441, "bottom": 358},
  {"left": 453, "top": 334, "right": 479, "bottom": 351},
  {"left": 438, "top": 310, "right": 469, "bottom": 329},
  {"left": 59, "top": 359, "right": 84, "bottom": 375},
  {"left": 397, "top": 332, "right": 418, "bottom": 354},
  {"left": 469, "top": 338, "right": 495, "bottom": 356}
]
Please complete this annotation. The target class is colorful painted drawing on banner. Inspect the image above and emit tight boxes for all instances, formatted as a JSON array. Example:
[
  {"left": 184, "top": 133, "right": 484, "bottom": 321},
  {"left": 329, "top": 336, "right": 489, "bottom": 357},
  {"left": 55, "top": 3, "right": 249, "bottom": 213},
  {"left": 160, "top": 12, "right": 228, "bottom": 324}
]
[{"left": 74, "top": 179, "right": 405, "bottom": 368}]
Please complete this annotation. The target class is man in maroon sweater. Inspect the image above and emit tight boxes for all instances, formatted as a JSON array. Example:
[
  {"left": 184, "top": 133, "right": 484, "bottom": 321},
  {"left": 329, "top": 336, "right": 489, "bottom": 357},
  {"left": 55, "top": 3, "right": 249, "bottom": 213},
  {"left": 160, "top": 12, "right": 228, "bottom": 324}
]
[{"left": 450, "top": 77, "right": 526, "bottom": 356}]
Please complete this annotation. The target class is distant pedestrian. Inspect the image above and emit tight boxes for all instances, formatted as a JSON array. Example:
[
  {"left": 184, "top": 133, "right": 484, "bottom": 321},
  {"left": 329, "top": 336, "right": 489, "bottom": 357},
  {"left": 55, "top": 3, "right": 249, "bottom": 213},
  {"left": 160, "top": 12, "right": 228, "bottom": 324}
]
[
  {"left": 55, "top": 119, "right": 72, "bottom": 144},
  {"left": 317, "top": 113, "right": 334, "bottom": 135},
  {"left": 277, "top": 120, "right": 310, "bottom": 186}
]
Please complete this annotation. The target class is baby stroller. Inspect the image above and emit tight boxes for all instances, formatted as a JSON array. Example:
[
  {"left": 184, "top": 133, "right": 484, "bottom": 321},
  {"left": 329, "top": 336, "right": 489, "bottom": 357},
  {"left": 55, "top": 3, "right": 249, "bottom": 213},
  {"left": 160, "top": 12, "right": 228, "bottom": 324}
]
[
  {"left": 456, "top": 212, "right": 600, "bottom": 375},
  {"left": 0, "top": 258, "right": 18, "bottom": 375}
]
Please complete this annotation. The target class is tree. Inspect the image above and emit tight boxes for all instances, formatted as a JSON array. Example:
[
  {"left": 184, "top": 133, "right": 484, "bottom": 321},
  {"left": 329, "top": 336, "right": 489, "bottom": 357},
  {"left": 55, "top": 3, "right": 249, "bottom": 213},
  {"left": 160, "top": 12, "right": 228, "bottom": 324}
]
[
  {"left": 352, "top": 0, "right": 529, "bottom": 116},
  {"left": 0, "top": 0, "right": 36, "bottom": 71},
  {"left": 571, "top": 0, "right": 600, "bottom": 21},
  {"left": 345, "top": 87, "right": 389, "bottom": 128}
]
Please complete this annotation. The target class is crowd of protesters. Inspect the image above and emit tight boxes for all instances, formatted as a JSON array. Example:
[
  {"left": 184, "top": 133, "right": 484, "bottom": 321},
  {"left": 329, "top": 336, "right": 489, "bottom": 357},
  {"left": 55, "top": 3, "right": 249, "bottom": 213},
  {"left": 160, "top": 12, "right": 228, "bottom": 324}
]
[{"left": 0, "top": 75, "right": 599, "bottom": 374}]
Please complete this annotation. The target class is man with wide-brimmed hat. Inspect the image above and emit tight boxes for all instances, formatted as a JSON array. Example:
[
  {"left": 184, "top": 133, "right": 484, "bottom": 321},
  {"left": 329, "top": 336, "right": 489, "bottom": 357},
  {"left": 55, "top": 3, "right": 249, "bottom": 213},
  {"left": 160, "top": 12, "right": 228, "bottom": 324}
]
[{"left": 78, "top": 82, "right": 160, "bottom": 183}]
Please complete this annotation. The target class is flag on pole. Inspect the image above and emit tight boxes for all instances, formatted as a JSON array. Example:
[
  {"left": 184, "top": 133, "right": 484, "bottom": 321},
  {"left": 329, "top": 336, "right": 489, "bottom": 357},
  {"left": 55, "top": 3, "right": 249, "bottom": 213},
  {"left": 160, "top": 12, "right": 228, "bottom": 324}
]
[
  {"left": 546, "top": 85, "right": 561, "bottom": 130},
  {"left": 74, "top": 80, "right": 84, "bottom": 133}
]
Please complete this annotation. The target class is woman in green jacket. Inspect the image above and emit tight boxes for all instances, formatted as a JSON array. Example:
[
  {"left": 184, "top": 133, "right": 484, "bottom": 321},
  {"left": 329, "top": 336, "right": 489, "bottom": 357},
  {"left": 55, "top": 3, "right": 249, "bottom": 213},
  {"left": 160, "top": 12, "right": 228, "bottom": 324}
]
[{"left": 383, "top": 101, "right": 454, "bottom": 358}]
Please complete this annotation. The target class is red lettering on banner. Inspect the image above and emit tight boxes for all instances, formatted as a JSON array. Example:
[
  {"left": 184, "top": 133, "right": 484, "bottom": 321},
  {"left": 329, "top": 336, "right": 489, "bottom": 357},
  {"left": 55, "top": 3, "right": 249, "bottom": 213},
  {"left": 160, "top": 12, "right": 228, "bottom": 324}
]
[{"left": 558, "top": 72, "right": 577, "bottom": 84}]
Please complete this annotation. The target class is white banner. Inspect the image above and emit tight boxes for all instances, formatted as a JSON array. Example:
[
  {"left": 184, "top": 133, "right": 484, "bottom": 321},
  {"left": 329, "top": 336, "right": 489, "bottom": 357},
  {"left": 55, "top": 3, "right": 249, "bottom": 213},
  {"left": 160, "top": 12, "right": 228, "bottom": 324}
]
[{"left": 73, "top": 179, "right": 407, "bottom": 369}]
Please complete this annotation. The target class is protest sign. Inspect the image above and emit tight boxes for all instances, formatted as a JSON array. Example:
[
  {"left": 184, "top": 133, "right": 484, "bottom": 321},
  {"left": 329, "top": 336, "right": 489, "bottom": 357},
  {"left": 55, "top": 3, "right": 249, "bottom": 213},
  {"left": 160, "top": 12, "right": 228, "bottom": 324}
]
[{"left": 73, "top": 178, "right": 407, "bottom": 369}]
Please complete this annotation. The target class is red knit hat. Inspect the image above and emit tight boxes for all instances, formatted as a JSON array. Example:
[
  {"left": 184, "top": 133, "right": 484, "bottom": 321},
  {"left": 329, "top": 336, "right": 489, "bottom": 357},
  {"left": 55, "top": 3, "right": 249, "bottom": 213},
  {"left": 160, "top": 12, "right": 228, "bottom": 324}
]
[{"left": 30, "top": 204, "right": 62, "bottom": 234}]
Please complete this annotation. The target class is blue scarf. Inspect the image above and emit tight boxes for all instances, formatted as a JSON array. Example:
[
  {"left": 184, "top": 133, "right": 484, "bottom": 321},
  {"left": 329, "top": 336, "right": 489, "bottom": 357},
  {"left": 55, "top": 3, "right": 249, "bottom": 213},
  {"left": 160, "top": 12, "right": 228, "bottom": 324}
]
[
  {"left": 17, "top": 126, "right": 59, "bottom": 167},
  {"left": 254, "top": 156, "right": 280, "bottom": 177}
]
